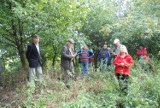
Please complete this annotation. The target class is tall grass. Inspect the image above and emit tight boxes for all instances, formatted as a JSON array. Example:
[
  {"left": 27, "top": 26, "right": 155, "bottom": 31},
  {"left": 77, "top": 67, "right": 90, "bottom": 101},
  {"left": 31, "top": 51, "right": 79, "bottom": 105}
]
[{"left": 0, "top": 60, "right": 160, "bottom": 108}]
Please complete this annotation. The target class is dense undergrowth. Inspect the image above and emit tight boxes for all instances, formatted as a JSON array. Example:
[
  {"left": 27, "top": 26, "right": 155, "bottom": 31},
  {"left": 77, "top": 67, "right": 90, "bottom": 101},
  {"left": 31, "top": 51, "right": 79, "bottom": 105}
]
[{"left": 0, "top": 60, "right": 160, "bottom": 108}]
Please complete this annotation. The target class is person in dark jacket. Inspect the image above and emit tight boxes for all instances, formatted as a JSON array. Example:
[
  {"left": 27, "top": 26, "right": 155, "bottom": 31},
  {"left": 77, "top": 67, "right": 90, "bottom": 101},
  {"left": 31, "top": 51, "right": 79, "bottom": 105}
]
[
  {"left": 77, "top": 45, "right": 94, "bottom": 75},
  {"left": 26, "top": 35, "right": 43, "bottom": 82},
  {"left": 61, "top": 39, "right": 77, "bottom": 88},
  {"left": 99, "top": 44, "right": 111, "bottom": 72}
]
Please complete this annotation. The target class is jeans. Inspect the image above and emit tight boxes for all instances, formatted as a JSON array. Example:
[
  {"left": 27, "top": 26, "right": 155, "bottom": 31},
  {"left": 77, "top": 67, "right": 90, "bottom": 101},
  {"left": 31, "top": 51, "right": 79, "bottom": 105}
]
[
  {"left": 100, "top": 58, "right": 108, "bottom": 72},
  {"left": 29, "top": 66, "right": 43, "bottom": 82},
  {"left": 81, "top": 62, "right": 89, "bottom": 75},
  {"left": 88, "top": 63, "right": 93, "bottom": 72}
]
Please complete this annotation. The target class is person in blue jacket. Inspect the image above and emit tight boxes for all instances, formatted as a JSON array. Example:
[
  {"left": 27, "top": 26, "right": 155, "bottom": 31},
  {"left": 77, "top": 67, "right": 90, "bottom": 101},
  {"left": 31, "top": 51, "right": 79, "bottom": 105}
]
[
  {"left": 77, "top": 45, "right": 94, "bottom": 75},
  {"left": 99, "top": 44, "right": 111, "bottom": 72}
]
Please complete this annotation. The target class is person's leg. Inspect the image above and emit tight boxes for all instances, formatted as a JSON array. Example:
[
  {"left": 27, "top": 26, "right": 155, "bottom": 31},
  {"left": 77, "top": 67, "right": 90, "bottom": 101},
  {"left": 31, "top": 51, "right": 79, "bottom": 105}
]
[
  {"left": 81, "top": 62, "right": 85, "bottom": 75},
  {"left": 64, "top": 69, "right": 70, "bottom": 85},
  {"left": 100, "top": 59, "right": 103, "bottom": 72},
  {"left": 88, "top": 63, "right": 93, "bottom": 72},
  {"left": 122, "top": 75, "right": 129, "bottom": 93},
  {"left": 84, "top": 62, "right": 89, "bottom": 75},
  {"left": 115, "top": 73, "right": 120, "bottom": 80},
  {"left": 36, "top": 66, "right": 43, "bottom": 82},
  {"left": 116, "top": 74, "right": 124, "bottom": 92},
  {"left": 107, "top": 60, "right": 111, "bottom": 71},
  {"left": 103, "top": 58, "right": 108, "bottom": 72},
  {"left": 28, "top": 68, "right": 36, "bottom": 82},
  {"left": 70, "top": 67, "right": 75, "bottom": 80},
  {"left": 117, "top": 74, "right": 129, "bottom": 94}
]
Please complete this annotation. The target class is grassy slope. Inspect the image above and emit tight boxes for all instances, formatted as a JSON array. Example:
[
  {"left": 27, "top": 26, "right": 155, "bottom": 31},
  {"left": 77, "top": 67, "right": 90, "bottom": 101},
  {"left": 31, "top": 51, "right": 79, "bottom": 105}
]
[{"left": 0, "top": 61, "right": 160, "bottom": 108}]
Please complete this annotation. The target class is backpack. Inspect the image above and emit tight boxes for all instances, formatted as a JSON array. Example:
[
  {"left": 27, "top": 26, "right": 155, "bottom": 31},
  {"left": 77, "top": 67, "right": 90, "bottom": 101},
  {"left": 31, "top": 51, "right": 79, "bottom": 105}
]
[{"left": 89, "top": 56, "right": 94, "bottom": 63}]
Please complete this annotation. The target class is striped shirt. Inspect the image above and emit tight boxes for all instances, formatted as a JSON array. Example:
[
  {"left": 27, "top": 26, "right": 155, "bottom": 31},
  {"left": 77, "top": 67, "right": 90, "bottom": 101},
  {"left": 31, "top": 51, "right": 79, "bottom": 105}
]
[{"left": 80, "top": 49, "right": 89, "bottom": 63}]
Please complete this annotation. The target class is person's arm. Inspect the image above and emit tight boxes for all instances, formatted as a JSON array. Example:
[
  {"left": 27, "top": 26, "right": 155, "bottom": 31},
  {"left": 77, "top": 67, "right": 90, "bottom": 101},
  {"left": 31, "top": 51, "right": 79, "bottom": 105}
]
[
  {"left": 107, "top": 52, "right": 112, "bottom": 64},
  {"left": 136, "top": 49, "right": 142, "bottom": 56},
  {"left": 143, "top": 48, "right": 148, "bottom": 55},
  {"left": 113, "top": 56, "right": 122, "bottom": 66},
  {"left": 61, "top": 46, "right": 74, "bottom": 59},
  {"left": 124, "top": 56, "right": 134, "bottom": 67},
  {"left": 77, "top": 50, "right": 81, "bottom": 56},
  {"left": 72, "top": 47, "right": 77, "bottom": 56},
  {"left": 106, "top": 50, "right": 111, "bottom": 59},
  {"left": 112, "top": 48, "right": 116, "bottom": 56},
  {"left": 88, "top": 50, "right": 94, "bottom": 58}
]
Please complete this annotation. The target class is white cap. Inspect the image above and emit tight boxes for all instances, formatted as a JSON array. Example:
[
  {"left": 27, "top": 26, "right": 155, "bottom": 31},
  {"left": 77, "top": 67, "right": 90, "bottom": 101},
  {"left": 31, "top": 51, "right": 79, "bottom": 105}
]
[
  {"left": 67, "top": 39, "right": 75, "bottom": 44},
  {"left": 114, "top": 39, "right": 120, "bottom": 44}
]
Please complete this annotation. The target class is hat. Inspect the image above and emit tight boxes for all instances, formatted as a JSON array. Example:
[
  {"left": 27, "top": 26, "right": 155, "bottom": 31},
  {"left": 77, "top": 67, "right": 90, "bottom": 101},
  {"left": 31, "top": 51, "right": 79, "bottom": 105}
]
[
  {"left": 67, "top": 39, "right": 75, "bottom": 44},
  {"left": 113, "top": 38, "right": 120, "bottom": 44}
]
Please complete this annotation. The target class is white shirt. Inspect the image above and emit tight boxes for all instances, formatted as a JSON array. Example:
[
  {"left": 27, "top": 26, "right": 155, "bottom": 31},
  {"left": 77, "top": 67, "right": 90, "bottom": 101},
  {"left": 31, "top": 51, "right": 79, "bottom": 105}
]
[{"left": 35, "top": 44, "right": 40, "bottom": 55}]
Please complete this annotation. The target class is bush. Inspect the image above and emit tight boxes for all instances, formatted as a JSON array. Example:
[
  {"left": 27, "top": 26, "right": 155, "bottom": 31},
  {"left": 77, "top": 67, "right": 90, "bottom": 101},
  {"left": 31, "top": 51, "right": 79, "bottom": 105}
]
[{"left": 0, "top": 60, "right": 160, "bottom": 108}]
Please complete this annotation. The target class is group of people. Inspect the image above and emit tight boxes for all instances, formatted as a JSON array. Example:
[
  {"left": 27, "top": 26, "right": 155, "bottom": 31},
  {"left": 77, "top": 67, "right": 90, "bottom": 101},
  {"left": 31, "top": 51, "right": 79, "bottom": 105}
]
[
  {"left": 61, "top": 39, "right": 94, "bottom": 87},
  {"left": 55, "top": 38, "right": 134, "bottom": 91},
  {"left": 25, "top": 35, "right": 148, "bottom": 93}
]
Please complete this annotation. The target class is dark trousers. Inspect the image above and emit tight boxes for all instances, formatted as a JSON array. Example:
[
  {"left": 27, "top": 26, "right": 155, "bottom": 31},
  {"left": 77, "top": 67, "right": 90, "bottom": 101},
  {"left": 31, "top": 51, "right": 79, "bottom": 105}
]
[
  {"left": 116, "top": 74, "right": 129, "bottom": 93},
  {"left": 62, "top": 68, "right": 75, "bottom": 85}
]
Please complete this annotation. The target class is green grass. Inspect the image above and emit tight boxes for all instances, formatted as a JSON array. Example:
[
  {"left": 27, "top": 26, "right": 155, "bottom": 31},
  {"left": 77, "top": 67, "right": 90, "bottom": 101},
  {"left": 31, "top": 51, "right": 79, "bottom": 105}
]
[{"left": 0, "top": 61, "right": 160, "bottom": 108}]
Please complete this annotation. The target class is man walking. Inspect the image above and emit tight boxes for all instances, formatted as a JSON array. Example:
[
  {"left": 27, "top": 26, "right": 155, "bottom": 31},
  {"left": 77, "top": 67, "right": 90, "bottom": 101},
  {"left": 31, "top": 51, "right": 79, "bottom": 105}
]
[
  {"left": 77, "top": 45, "right": 94, "bottom": 75},
  {"left": 99, "top": 44, "right": 111, "bottom": 72},
  {"left": 61, "top": 39, "right": 77, "bottom": 88},
  {"left": 26, "top": 34, "right": 43, "bottom": 82}
]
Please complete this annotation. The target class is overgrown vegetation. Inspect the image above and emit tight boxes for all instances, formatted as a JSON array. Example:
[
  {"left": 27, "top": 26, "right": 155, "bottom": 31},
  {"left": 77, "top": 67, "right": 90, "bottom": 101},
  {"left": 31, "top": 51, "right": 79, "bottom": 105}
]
[
  {"left": 0, "top": 0, "right": 160, "bottom": 107},
  {"left": 0, "top": 60, "right": 160, "bottom": 108}
]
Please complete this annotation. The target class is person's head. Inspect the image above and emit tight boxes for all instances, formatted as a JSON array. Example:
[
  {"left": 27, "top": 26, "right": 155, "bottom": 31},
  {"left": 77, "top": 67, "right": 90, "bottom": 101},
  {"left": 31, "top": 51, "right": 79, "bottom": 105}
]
[
  {"left": 33, "top": 34, "right": 39, "bottom": 44},
  {"left": 139, "top": 45, "right": 144, "bottom": 49},
  {"left": 113, "top": 38, "right": 120, "bottom": 46},
  {"left": 82, "top": 44, "right": 88, "bottom": 49},
  {"left": 103, "top": 44, "right": 108, "bottom": 49},
  {"left": 67, "top": 39, "right": 75, "bottom": 47},
  {"left": 120, "top": 45, "right": 127, "bottom": 54}
]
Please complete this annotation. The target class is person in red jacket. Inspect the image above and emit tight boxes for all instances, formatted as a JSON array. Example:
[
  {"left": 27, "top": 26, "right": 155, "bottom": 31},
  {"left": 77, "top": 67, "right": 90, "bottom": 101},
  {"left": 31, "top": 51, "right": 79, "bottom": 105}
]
[
  {"left": 136, "top": 45, "right": 148, "bottom": 60},
  {"left": 114, "top": 45, "right": 134, "bottom": 94}
]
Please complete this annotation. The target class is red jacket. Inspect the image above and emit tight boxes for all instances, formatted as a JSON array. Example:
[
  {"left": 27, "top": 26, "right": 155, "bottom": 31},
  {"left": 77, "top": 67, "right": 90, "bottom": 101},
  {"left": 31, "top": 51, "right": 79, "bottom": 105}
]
[
  {"left": 136, "top": 48, "right": 147, "bottom": 56},
  {"left": 114, "top": 53, "right": 134, "bottom": 75}
]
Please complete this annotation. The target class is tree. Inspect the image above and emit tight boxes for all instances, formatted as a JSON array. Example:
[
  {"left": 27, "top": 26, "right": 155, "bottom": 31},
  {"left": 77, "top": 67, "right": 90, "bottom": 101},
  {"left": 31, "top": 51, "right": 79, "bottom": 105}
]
[
  {"left": 80, "top": 0, "right": 117, "bottom": 69},
  {"left": 0, "top": 0, "right": 49, "bottom": 69},
  {"left": 0, "top": 0, "right": 90, "bottom": 69}
]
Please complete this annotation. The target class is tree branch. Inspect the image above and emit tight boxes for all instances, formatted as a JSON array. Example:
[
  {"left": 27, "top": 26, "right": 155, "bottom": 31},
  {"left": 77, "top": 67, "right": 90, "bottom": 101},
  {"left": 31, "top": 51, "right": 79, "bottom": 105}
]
[
  {"left": 0, "top": 40, "right": 17, "bottom": 48},
  {"left": 23, "top": 24, "right": 47, "bottom": 42},
  {"left": 0, "top": 34, "right": 15, "bottom": 44},
  {"left": 1, "top": 26, "right": 13, "bottom": 36},
  {"left": 33, "top": 24, "right": 46, "bottom": 35}
]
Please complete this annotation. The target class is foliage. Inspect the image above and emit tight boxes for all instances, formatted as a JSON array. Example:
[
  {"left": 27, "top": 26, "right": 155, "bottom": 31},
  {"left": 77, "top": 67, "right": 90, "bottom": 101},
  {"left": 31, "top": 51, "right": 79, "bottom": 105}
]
[
  {"left": 0, "top": 60, "right": 160, "bottom": 107},
  {"left": 0, "top": 0, "right": 160, "bottom": 107}
]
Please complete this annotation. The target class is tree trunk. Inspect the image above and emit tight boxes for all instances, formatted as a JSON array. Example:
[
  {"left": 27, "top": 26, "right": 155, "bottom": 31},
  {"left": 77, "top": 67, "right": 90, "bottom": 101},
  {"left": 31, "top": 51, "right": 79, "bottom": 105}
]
[
  {"left": 17, "top": 42, "right": 27, "bottom": 69},
  {"left": 93, "top": 49, "right": 99, "bottom": 71},
  {"left": 52, "top": 53, "right": 57, "bottom": 67},
  {"left": 12, "top": 17, "right": 27, "bottom": 69},
  {"left": 52, "top": 45, "right": 58, "bottom": 67}
]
